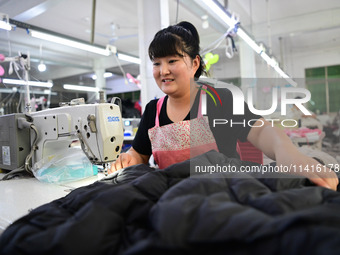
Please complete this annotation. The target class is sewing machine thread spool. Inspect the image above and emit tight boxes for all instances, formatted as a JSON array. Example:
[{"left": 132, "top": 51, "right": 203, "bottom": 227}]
[{"left": 99, "top": 91, "right": 105, "bottom": 104}]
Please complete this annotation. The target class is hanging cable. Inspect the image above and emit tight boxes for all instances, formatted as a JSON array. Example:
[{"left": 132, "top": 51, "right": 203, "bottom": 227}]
[
  {"left": 225, "top": 34, "right": 237, "bottom": 58},
  {"left": 201, "top": 24, "right": 238, "bottom": 56},
  {"left": 24, "top": 123, "right": 39, "bottom": 173},
  {"left": 201, "top": 30, "right": 230, "bottom": 56},
  {"left": 91, "top": 0, "right": 96, "bottom": 44},
  {"left": 16, "top": 87, "right": 24, "bottom": 113},
  {"left": 113, "top": 53, "right": 128, "bottom": 84},
  {"left": 0, "top": 166, "right": 25, "bottom": 180},
  {"left": 201, "top": 10, "right": 239, "bottom": 56},
  {"left": 175, "top": 0, "right": 179, "bottom": 23}
]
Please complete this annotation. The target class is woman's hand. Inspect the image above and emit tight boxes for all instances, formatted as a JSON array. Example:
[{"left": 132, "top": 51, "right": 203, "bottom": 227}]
[
  {"left": 275, "top": 148, "right": 339, "bottom": 190},
  {"left": 109, "top": 148, "right": 150, "bottom": 174},
  {"left": 248, "top": 119, "right": 339, "bottom": 191},
  {"left": 109, "top": 153, "right": 135, "bottom": 173}
]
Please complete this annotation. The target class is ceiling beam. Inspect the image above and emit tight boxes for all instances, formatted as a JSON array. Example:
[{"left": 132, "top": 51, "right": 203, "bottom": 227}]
[
  {"left": 251, "top": 7, "right": 340, "bottom": 40},
  {"left": 13, "top": 0, "right": 67, "bottom": 21}
]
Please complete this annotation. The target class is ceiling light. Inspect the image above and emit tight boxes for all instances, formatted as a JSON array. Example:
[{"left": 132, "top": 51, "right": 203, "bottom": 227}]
[
  {"left": 2, "top": 78, "right": 53, "bottom": 88},
  {"left": 0, "top": 20, "right": 11, "bottom": 31},
  {"left": 38, "top": 44, "right": 47, "bottom": 72},
  {"left": 38, "top": 60, "right": 46, "bottom": 72},
  {"left": 30, "top": 30, "right": 111, "bottom": 56},
  {"left": 201, "top": 15, "right": 209, "bottom": 29},
  {"left": 0, "top": 88, "right": 57, "bottom": 95},
  {"left": 237, "top": 28, "right": 262, "bottom": 54},
  {"left": 63, "top": 84, "right": 99, "bottom": 92},
  {"left": 196, "top": 0, "right": 296, "bottom": 86},
  {"left": 117, "top": 53, "right": 141, "bottom": 64},
  {"left": 200, "top": 0, "right": 238, "bottom": 28},
  {"left": 202, "top": 20, "right": 209, "bottom": 29},
  {"left": 260, "top": 52, "right": 275, "bottom": 67},
  {"left": 104, "top": 72, "right": 113, "bottom": 78},
  {"left": 91, "top": 72, "right": 113, "bottom": 80},
  {"left": 274, "top": 65, "right": 288, "bottom": 78}
]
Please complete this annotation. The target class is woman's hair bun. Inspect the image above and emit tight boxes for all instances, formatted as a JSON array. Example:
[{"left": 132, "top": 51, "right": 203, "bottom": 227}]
[
  {"left": 148, "top": 20, "right": 204, "bottom": 79},
  {"left": 176, "top": 21, "right": 200, "bottom": 44}
]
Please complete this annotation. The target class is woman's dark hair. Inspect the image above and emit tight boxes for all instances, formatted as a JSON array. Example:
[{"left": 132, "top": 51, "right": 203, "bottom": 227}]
[{"left": 148, "top": 21, "right": 205, "bottom": 79}]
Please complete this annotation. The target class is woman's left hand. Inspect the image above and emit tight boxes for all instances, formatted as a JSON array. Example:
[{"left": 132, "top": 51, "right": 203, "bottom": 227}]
[
  {"left": 248, "top": 119, "right": 339, "bottom": 190},
  {"left": 275, "top": 149, "right": 339, "bottom": 190}
]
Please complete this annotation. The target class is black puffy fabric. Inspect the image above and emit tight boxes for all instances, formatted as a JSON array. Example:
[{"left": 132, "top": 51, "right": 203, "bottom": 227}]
[{"left": 1, "top": 150, "right": 340, "bottom": 255}]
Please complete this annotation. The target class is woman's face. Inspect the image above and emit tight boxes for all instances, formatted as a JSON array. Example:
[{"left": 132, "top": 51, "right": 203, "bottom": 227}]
[{"left": 152, "top": 53, "right": 199, "bottom": 97}]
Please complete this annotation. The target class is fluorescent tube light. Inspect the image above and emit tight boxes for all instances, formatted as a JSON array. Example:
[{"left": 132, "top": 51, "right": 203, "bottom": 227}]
[
  {"left": 237, "top": 29, "right": 262, "bottom": 54},
  {"left": 2, "top": 78, "right": 53, "bottom": 88},
  {"left": 0, "top": 20, "right": 11, "bottom": 31},
  {"left": 0, "top": 88, "right": 57, "bottom": 95},
  {"left": 196, "top": 0, "right": 263, "bottom": 55},
  {"left": 274, "top": 66, "right": 289, "bottom": 79},
  {"left": 197, "top": 0, "right": 296, "bottom": 86},
  {"left": 29, "top": 29, "right": 140, "bottom": 62},
  {"left": 260, "top": 52, "right": 276, "bottom": 67},
  {"left": 92, "top": 72, "right": 114, "bottom": 80},
  {"left": 104, "top": 72, "right": 113, "bottom": 78},
  {"left": 0, "top": 88, "right": 17, "bottom": 93},
  {"left": 200, "top": 0, "right": 237, "bottom": 28},
  {"left": 117, "top": 53, "right": 141, "bottom": 64},
  {"left": 63, "top": 84, "right": 99, "bottom": 92},
  {"left": 30, "top": 30, "right": 111, "bottom": 56}
]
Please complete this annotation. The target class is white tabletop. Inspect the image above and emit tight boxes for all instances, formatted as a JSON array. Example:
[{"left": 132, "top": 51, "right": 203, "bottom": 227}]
[{"left": 0, "top": 173, "right": 101, "bottom": 234}]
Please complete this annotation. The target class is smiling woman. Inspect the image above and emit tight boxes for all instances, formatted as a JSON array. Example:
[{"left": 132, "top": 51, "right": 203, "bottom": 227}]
[
  {"left": 110, "top": 21, "right": 219, "bottom": 170},
  {"left": 151, "top": 54, "right": 199, "bottom": 98},
  {"left": 109, "top": 21, "right": 338, "bottom": 191},
  {"left": 110, "top": 21, "right": 257, "bottom": 171}
]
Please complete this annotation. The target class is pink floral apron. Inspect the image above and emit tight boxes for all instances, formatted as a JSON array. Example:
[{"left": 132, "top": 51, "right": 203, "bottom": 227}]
[{"left": 148, "top": 89, "right": 219, "bottom": 169}]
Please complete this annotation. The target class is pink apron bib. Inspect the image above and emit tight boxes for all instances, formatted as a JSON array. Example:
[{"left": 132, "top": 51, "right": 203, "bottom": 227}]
[{"left": 148, "top": 89, "right": 219, "bottom": 169}]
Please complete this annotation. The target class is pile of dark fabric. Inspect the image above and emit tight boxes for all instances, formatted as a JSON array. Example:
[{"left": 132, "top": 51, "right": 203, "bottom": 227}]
[{"left": 1, "top": 150, "right": 340, "bottom": 255}]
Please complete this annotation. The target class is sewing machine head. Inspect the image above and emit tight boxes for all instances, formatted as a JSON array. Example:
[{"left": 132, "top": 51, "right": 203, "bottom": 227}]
[{"left": 30, "top": 99, "right": 124, "bottom": 166}]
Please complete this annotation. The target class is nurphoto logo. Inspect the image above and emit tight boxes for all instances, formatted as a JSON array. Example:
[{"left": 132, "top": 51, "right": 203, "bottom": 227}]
[
  {"left": 197, "top": 84, "right": 222, "bottom": 107},
  {"left": 199, "top": 81, "right": 312, "bottom": 128}
]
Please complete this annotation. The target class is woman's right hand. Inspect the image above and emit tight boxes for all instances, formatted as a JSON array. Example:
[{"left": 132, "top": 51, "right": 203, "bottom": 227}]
[
  {"left": 109, "top": 148, "right": 150, "bottom": 174},
  {"left": 109, "top": 153, "right": 136, "bottom": 173}
]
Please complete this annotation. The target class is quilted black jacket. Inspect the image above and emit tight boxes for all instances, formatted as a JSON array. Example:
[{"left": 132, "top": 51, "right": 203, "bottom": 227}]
[{"left": 1, "top": 150, "right": 340, "bottom": 255}]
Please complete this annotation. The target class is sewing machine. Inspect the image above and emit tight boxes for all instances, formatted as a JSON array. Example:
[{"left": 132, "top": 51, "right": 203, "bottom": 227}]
[
  {"left": 30, "top": 98, "right": 124, "bottom": 165},
  {"left": 0, "top": 98, "right": 124, "bottom": 171},
  {"left": 0, "top": 99, "right": 124, "bottom": 232}
]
